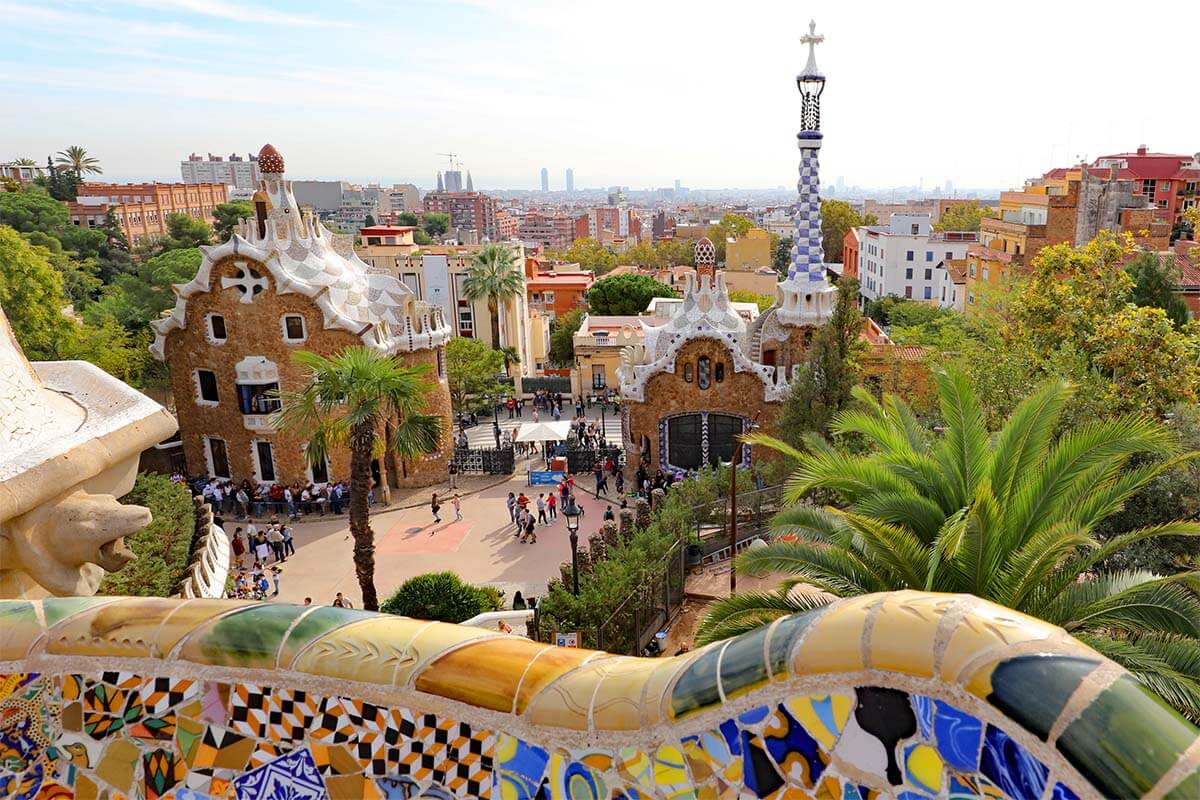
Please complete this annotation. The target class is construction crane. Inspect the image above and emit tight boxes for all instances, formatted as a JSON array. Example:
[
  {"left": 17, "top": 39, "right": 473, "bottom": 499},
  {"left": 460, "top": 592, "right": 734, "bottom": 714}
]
[{"left": 437, "top": 152, "right": 460, "bottom": 171}]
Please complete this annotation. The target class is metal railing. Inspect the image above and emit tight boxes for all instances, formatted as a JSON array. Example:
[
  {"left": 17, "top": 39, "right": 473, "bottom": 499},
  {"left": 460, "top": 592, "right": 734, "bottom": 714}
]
[{"left": 450, "top": 445, "right": 514, "bottom": 475}]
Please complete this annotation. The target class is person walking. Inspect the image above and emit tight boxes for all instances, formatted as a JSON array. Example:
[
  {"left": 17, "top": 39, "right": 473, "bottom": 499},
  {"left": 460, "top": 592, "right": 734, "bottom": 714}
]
[
  {"left": 281, "top": 523, "right": 295, "bottom": 558},
  {"left": 430, "top": 493, "right": 442, "bottom": 526},
  {"left": 231, "top": 527, "right": 246, "bottom": 568},
  {"left": 270, "top": 565, "right": 282, "bottom": 597},
  {"left": 603, "top": 505, "right": 615, "bottom": 522},
  {"left": 547, "top": 491, "right": 557, "bottom": 520},
  {"left": 267, "top": 524, "right": 285, "bottom": 563},
  {"left": 506, "top": 492, "right": 517, "bottom": 522},
  {"left": 536, "top": 494, "right": 548, "bottom": 525},
  {"left": 332, "top": 592, "right": 353, "bottom": 608},
  {"left": 254, "top": 532, "right": 270, "bottom": 565},
  {"left": 452, "top": 493, "right": 462, "bottom": 521},
  {"left": 448, "top": 460, "right": 458, "bottom": 489}
]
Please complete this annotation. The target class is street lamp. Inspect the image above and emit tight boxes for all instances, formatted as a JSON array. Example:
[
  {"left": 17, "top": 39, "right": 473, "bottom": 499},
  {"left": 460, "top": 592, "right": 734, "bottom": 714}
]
[
  {"left": 729, "top": 410, "right": 763, "bottom": 595},
  {"left": 563, "top": 494, "right": 582, "bottom": 595}
]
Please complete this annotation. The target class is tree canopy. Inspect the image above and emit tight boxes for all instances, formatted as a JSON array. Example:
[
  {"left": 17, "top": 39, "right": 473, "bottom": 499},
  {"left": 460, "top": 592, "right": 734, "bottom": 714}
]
[
  {"left": 585, "top": 273, "right": 677, "bottom": 316},
  {"left": 549, "top": 237, "right": 618, "bottom": 273},
  {"left": 820, "top": 200, "right": 877, "bottom": 263},
  {"left": 1125, "top": 251, "right": 1190, "bottom": 328},
  {"left": 549, "top": 307, "right": 586, "bottom": 366},
  {"left": 445, "top": 337, "right": 509, "bottom": 409},
  {"left": 212, "top": 201, "right": 253, "bottom": 240},
  {"left": 727, "top": 289, "right": 775, "bottom": 313},
  {"left": 933, "top": 200, "right": 996, "bottom": 232},
  {"left": 706, "top": 213, "right": 753, "bottom": 262}
]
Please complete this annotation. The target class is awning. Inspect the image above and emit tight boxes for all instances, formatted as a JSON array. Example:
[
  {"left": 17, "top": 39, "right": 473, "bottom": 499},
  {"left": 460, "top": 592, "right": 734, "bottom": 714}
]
[{"left": 514, "top": 420, "right": 573, "bottom": 442}]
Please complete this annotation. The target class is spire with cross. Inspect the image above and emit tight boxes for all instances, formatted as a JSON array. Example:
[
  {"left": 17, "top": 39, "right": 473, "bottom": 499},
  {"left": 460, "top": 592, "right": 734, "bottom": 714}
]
[
  {"left": 797, "top": 19, "right": 826, "bottom": 134},
  {"left": 800, "top": 19, "right": 824, "bottom": 79}
]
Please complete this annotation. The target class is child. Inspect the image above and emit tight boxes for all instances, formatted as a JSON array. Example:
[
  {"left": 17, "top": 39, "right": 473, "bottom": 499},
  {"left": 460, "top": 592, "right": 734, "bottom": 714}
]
[
  {"left": 431, "top": 493, "right": 441, "bottom": 525},
  {"left": 270, "top": 565, "right": 282, "bottom": 597},
  {"left": 452, "top": 494, "right": 462, "bottom": 521}
]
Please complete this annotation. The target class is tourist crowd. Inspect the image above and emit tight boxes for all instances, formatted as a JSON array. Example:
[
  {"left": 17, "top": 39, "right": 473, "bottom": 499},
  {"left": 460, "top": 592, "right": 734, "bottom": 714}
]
[{"left": 171, "top": 473, "right": 372, "bottom": 520}]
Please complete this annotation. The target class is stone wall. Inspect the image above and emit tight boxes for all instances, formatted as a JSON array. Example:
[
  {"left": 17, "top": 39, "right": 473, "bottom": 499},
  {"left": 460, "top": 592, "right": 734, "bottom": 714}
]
[
  {"left": 625, "top": 337, "right": 781, "bottom": 473},
  {"left": 1, "top": 592, "right": 1196, "bottom": 798},
  {"left": 165, "top": 254, "right": 450, "bottom": 487}
]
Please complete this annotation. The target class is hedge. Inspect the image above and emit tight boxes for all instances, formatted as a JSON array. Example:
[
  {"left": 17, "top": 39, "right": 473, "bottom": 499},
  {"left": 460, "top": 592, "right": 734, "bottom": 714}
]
[
  {"left": 380, "top": 571, "right": 503, "bottom": 623},
  {"left": 98, "top": 473, "right": 196, "bottom": 597}
]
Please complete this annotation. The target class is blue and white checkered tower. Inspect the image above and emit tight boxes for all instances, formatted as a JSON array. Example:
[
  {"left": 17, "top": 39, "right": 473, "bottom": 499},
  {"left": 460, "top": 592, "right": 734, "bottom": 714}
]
[{"left": 777, "top": 20, "right": 837, "bottom": 327}]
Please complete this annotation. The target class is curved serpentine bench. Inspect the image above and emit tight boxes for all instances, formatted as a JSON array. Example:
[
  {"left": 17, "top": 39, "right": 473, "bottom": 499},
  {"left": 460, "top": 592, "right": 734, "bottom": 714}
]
[{"left": 1, "top": 590, "right": 1196, "bottom": 799}]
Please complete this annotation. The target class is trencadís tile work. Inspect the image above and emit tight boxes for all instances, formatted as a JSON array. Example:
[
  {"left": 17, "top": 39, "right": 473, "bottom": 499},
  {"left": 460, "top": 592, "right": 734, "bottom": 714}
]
[{"left": 0, "top": 592, "right": 1196, "bottom": 799}]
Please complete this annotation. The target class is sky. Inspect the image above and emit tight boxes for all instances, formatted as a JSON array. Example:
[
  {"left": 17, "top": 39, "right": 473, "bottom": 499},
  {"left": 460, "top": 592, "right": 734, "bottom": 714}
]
[{"left": 2, "top": 0, "right": 1196, "bottom": 192}]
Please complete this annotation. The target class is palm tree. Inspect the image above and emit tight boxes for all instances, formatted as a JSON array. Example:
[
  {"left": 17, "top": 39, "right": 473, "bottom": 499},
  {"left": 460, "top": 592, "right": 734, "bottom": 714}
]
[
  {"left": 14, "top": 158, "right": 36, "bottom": 166},
  {"left": 55, "top": 146, "right": 102, "bottom": 178},
  {"left": 699, "top": 370, "right": 1200, "bottom": 720},
  {"left": 273, "top": 347, "right": 443, "bottom": 610},
  {"left": 462, "top": 244, "right": 524, "bottom": 350},
  {"left": 499, "top": 345, "right": 521, "bottom": 376}
]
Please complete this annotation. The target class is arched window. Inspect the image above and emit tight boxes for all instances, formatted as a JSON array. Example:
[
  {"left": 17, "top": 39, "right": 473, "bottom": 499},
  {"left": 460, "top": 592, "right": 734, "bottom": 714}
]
[
  {"left": 683, "top": 362, "right": 693, "bottom": 382},
  {"left": 698, "top": 356, "right": 711, "bottom": 389},
  {"left": 715, "top": 362, "right": 725, "bottom": 383}
]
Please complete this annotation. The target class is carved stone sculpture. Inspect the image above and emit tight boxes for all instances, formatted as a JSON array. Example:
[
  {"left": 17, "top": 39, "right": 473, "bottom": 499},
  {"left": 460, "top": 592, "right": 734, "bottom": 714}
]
[{"left": 0, "top": 304, "right": 177, "bottom": 598}]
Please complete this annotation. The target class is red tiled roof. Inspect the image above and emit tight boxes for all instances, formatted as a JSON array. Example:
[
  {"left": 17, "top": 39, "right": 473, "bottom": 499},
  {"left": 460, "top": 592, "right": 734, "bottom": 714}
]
[
  {"left": 1176, "top": 245, "right": 1200, "bottom": 288},
  {"left": 1092, "top": 152, "right": 1193, "bottom": 180},
  {"left": 360, "top": 225, "right": 415, "bottom": 235},
  {"left": 869, "top": 343, "right": 928, "bottom": 362},
  {"left": 967, "top": 244, "right": 1015, "bottom": 263}
]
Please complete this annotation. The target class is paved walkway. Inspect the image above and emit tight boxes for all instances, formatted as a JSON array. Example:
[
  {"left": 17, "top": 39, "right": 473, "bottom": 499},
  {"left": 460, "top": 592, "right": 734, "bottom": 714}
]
[{"left": 223, "top": 462, "right": 630, "bottom": 609}]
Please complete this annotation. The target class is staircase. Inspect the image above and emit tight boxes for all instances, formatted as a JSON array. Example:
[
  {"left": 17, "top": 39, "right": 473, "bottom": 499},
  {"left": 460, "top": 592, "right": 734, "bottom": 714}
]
[{"left": 749, "top": 326, "right": 763, "bottom": 361}]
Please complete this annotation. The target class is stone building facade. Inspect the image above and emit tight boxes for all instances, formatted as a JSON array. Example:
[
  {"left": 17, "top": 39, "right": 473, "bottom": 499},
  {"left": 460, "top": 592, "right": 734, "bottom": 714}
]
[{"left": 152, "top": 144, "right": 453, "bottom": 489}]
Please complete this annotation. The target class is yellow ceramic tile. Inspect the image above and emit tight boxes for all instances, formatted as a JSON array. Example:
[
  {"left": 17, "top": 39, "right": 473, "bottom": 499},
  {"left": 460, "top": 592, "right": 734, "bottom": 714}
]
[
  {"left": 869, "top": 592, "right": 954, "bottom": 678},
  {"left": 398, "top": 621, "right": 503, "bottom": 686},
  {"left": 291, "top": 617, "right": 427, "bottom": 686},
  {"left": 515, "top": 645, "right": 606, "bottom": 714},
  {"left": 95, "top": 738, "right": 141, "bottom": 793},
  {"left": 44, "top": 597, "right": 185, "bottom": 659},
  {"left": 591, "top": 658, "right": 663, "bottom": 731},
  {"left": 73, "top": 774, "right": 98, "bottom": 800},
  {"left": 523, "top": 660, "right": 615, "bottom": 731},
  {"left": 418, "top": 638, "right": 564, "bottom": 712},
  {"left": 939, "top": 599, "right": 1059, "bottom": 686},
  {"left": 647, "top": 654, "right": 703, "bottom": 727},
  {"left": 791, "top": 594, "right": 879, "bottom": 676},
  {"left": 0, "top": 601, "right": 42, "bottom": 661}
]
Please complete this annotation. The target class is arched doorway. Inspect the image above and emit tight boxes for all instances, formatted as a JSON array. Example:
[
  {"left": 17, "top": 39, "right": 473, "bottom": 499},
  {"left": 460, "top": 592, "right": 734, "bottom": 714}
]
[{"left": 663, "top": 413, "right": 747, "bottom": 470}]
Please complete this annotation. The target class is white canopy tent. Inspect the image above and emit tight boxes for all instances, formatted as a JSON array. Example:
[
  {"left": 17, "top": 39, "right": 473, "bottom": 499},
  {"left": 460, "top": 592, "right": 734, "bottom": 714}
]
[{"left": 514, "top": 420, "right": 573, "bottom": 442}]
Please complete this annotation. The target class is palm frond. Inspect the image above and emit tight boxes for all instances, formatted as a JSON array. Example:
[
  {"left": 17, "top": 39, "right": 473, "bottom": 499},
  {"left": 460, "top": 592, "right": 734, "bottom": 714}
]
[
  {"left": 1048, "top": 572, "right": 1200, "bottom": 636},
  {"left": 696, "top": 591, "right": 833, "bottom": 646},
  {"left": 1079, "top": 633, "right": 1200, "bottom": 723},
  {"left": 996, "top": 522, "right": 1095, "bottom": 609},
  {"left": 841, "top": 512, "right": 929, "bottom": 589},
  {"left": 736, "top": 540, "right": 890, "bottom": 595},
  {"left": 852, "top": 491, "right": 947, "bottom": 544},
  {"left": 987, "top": 377, "right": 1070, "bottom": 502}
]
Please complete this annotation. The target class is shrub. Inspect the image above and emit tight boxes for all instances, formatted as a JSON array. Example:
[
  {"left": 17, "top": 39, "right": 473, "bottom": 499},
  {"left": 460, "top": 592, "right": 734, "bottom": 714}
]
[
  {"left": 98, "top": 473, "right": 196, "bottom": 597},
  {"left": 380, "top": 571, "right": 503, "bottom": 623}
]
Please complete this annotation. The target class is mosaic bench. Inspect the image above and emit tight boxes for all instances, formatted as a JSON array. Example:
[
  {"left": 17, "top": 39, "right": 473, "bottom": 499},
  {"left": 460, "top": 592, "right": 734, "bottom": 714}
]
[{"left": 0, "top": 590, "right": 1196, "bottom": 799}]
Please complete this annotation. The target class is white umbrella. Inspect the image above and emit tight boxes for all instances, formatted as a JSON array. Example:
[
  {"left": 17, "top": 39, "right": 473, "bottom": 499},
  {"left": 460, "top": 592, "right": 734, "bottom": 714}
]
[{"left": 514, "top": 420, "right": 573, "bottom": 442}]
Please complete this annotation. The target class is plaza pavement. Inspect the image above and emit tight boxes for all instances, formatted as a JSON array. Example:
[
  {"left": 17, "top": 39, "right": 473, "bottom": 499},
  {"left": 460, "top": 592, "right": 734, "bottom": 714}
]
[{"left": 226, "top": 458, "right": 627, "bottom": 610}]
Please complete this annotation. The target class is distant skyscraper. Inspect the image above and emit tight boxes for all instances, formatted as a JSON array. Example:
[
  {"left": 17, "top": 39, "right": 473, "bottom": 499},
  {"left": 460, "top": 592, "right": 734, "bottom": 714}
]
[
  {"left": 540, "top": 167, "right": 549, "bottom": 192},
  {"left": 565, "top": 168, "right": 574, "bottom": 193},
  {"left": 444, "top": 170, "right": 464, "bottom": 192},
  {"left": 945, "top": 178, "right": 954, "bottom": 196},
  {"left": 436, "top": 172, "right": 444, "bottom": 192},
  {"left": 466, "top": 171, "right": 474, "bottom": 192},
  {"left": 674, "top": 179, "right": 681, "bottom": 192}
]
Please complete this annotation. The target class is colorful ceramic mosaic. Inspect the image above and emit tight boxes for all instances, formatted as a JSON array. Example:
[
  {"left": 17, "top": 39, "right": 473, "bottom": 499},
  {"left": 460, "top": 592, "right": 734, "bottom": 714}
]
[{"left": 1, "top": 592, "right": 1197, "bottom": 799}]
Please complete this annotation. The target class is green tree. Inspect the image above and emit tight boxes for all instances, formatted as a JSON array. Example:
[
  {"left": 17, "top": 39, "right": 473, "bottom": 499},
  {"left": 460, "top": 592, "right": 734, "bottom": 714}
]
[
  {"left": 655, "top": 238, "right": 695, "bottom": 267},
  {"left": 212, "top": 201, "right": 254, "bottom": 241},
  {"left": 707, "top": 213, "right": 753, "bottom": 262},
  {"left": 1125, "top": 251, "right": 1190, "bottom": 327},
  {"left": 618, "top": 241, "right": 664, "bottom": 269},
  {"left": 0, "top": 184, "right": 72, "bottom": 233},
  {"left": 727, "top": 289, "right": 775, "bottom": 313},
  {"left": 549, "top": 307, "right": 585, "bottom": 366},
  {"left": 96, "top": 209, "right": 133, "bottom": 282},
  {"left": 499, "top": 345, "right": 520, "bottom": 375},
  {"left": 933, "top": 201, "right": 996, "bottom": 232},
  {"left": 41, "top": 156, "right": 79, "bottom": 201},
  {"left": 13, "top": 157, "right": 36, "bottom": 165},
  {"left": 585, "top": 273, "right": 677, "bottom": 316},
  {"left": 396, "top": 211, "right": 421, "bottom": 227},
  {"left": 379, "top": 571, "right": 503, "bottom": 622},
  {"left": 55, "top": 145, "right": 102, "bottom": 179},
  {"left": 773, "top": 235, "right": 793, "bottom": 275},
  {"left": 702, "top": 371, "right": 1200, "bottom": 720},
  {"left": 154, "top": 213, "right": 213, "bottom": 254},
  {"left": 550, "top": 238, "right": 619, "bottom": 273},
  {"left": 364, "top": 214, "right": 377, "bottom": 228},
  {"left": 445, "top": 337, "right": 508, "bottom": 409},
  {"left": 820, "top": 200, "right": 876, "bottom": 263},
  {"left": 462, "top": 244, "right": 524, "bottom": 350},
  {"left": 778, "top": 277, "right": 866, "bottom": 442},
  {"left": 90, "top": 247, "right": 201, "bottom": 331},
  {"left": 423, "top": 212, "right": 450, "bottom": 238},
  {"left": 0, "top": 225, "right": 76, "bottom": 359},
  {"left": 273, "top": 347, "right": 443, "bottom": 610}
]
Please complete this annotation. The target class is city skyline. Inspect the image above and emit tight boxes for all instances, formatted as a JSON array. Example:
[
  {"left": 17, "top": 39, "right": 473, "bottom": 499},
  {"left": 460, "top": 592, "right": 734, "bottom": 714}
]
[{"left": 1, "top": 0, "right": 1196, "bottom": 191}]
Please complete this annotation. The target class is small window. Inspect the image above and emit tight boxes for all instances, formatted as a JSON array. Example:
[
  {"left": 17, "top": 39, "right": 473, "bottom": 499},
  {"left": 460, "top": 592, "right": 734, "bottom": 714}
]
[
  {"left": 905, "top": 268, "right": 913, "bottom": 279},
  {"left": 945, "top": 251, "right": 953, "bottom": 260},
  {"left": 683, "top": 362, "right": 693, "bottom": 382},
  {"left": 905, "top": 287, "right": 913, "bottom": 299},
  {"left": 715, "top": 362, "right": 725, "bottom": 382},
  {"left": 208, "top": 314, "right": 227, "bottom": 342},
  {"left": 906, "top": 250, "right": 914, "bottom": 261},
  {"left": 196, "top": 369, "right": 219, "bottom": 404},
  {"left": 982, "top": 267, "right": 990, "bottom": 281},
  {"left": 310, "top": 453, "right": 329, "bottom": 484},
  {"left": 924, "top": 268, "right": 932, "bottom": 280},
  {"left": 206, "top": 437, "right": 230, "bottom": 478},
  {"left": 923, "top": 287, "right": 932, "bottom": 300},
  {"left": 969, "top": 263, "right": 977, "bottom": 278},
  {"left": 282, "top": 314, "right": 306, "bottom": 342},
  {"left": 255, "top": 441, "right": 276, "bottom": 482},
  {"left": 925, "top": 251, "right": 933, "bottom": 262},
  {"left": 698, "top": 356, "right": 711, "bottom": 389},
  {"left": 910, "top": 224, "right": 919, "bottom": 235}
]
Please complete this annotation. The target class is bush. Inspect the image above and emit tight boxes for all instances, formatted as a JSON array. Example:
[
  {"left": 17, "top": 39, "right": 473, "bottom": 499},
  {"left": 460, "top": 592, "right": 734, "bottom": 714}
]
[
  {"left": 380, "top": 571, "right": 503, "bottom": 622},
  {"left": 98, "top": 473, "right": 196, "bottom": 597}
]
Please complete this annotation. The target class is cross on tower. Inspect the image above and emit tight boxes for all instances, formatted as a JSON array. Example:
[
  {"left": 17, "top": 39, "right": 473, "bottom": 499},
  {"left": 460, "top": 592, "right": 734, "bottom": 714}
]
[{"left": 800, "top": 20, "right": 824, "bottom": 76}]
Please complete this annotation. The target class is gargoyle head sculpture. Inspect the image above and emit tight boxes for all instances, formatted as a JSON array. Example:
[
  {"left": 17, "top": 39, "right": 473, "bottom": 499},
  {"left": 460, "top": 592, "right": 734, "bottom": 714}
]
[{"left": 0, "top": 303, "right": 177, "bottom": 598}]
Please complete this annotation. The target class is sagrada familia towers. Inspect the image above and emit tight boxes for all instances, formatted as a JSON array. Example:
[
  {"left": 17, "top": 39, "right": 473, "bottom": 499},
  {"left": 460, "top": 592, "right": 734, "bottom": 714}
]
[{"left": 618, "top": 21, "right": 837, "bottom": 474}]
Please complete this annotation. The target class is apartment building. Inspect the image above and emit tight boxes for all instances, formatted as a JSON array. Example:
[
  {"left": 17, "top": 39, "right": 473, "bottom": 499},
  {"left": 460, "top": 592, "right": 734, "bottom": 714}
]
[
  {"left": 180, "top": 152, "right": 261, "bottom": 189},
  {"left": 422, "top": 191, "right": 499, "bottom": 240},
  {"left": 855, "top": 214, "right": 978, "bottom": 304},
  {"left": 68, "top": 182, "right": 228, "bottom": 244}
]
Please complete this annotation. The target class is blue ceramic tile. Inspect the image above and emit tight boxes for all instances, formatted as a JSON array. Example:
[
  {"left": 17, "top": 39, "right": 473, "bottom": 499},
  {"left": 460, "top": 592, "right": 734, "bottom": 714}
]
[
  {"left": 933, "top": 699, "right": 983, "bottom": 771},
  {"left": 233, "top": 747, "right": 327, "bottom": 800},
  {"left": 738, "top": 705, "right": 770, "bottom": 726},
  {"left": 1051, "top": 782, "right": 1080, "bottom": 800},
  {"left": 762, "top": 703, "right": 825, "bottom": 788},
  {"left": 911, "top": 694, "right": 934, "bottom": 740},
  {"left": 980, "top": 725, "right": 1048, "bottom": 800}
]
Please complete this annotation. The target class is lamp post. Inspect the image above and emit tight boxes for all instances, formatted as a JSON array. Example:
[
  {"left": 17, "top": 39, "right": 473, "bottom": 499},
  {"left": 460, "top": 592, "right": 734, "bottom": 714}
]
[
  {"left": 563, "top": 495, "right": 581, "bottom": 595},
  {"left": 729, "top": 411, "right": 763, "bottom": 595}
]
